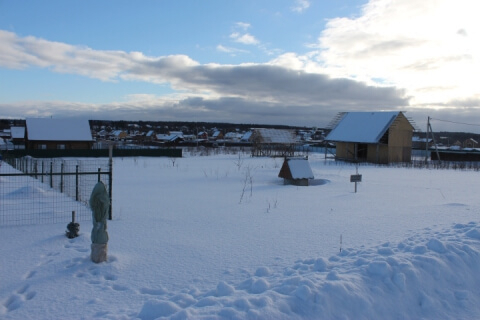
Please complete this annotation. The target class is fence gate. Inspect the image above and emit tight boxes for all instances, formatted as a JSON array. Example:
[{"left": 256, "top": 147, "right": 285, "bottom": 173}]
[{"left": 0, "top": 156, "right": 112, "bottom": 226}]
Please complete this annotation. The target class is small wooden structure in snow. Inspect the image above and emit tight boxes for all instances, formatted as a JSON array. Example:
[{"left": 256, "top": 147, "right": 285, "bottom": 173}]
[{"left": 278, "top": 157, "right": 314, "bottom": 186}]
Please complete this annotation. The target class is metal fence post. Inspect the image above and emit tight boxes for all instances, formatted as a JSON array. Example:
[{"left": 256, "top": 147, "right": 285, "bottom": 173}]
[
  {"left": 75, "top": 165, "right": 79, "bottom": 201},
  {"left": 34, "top": 160, "right": 38, "bottom": 179},
  {"left": 50, "top": 162, "right": 53, "bottom": 188},
  {"left": 60, "top": 163, "right": 64, "bottom": 193},
  {"left": 108, "top": 144, "right": 113, "bottom": 220}
]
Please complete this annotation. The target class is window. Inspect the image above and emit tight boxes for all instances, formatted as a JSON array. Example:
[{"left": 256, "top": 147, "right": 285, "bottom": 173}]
[
  {"left": 38, "top": 144, "right": 47, "bottom": 150},
  {"left": 57, "top": 144, "right": 66, "bottom": 150}
]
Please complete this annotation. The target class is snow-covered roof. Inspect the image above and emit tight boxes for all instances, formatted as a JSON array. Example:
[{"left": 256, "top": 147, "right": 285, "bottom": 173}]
[
  {"left": 254, "top": 128, "right": 296, "bottom": 144},
  {"left": 169, "top": 131, "right": 184, "bottom": 137},
  {"left": 288, "top": 158, "right": 314, "bottom": 179},
  {"left": 279, "top": 157, "right": 314, "bottom": 180},
  {"left": 111, "top": 130, "right": 126, "bottom": 136},
  {"left": 241, "top": 131, "right": 253, "bottom": 141},
  {"left": 26, "top": 118, "right": 93, "bottom": 141},
  {"left": 156, "top": 134, "right": 183, "bottom": 142},
  {"left": 325, "top": 112, "right": 405, "bottom": 143},
  {"left": 10, "top": 126, "right": 25, "bottom": 139},
  {"left": 412, "top": 136, "right": 432, "bottom": 143}
]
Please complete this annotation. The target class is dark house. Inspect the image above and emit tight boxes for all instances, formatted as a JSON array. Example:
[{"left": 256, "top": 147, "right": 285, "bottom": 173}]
[{"left": 25, "top": 118, "right": 94, "bottom": 150}]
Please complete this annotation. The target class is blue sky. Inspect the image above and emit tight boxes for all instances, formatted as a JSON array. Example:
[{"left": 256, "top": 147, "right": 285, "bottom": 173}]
[{"left": 1, "top": 0, "right": 479, "bottom": 132}]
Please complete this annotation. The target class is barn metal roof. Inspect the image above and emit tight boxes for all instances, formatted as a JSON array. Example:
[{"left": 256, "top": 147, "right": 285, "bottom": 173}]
[
  {"left": 254, "top": 128, "right": 296, "bottom": 144},
  {"left": 325, "top": 111, "right": 402, "bottom": 143}
]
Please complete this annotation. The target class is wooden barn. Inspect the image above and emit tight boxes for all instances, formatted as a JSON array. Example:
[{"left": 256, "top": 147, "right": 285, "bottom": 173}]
[
  {"left": 25, "top": 118, "right": 94, "bottom": 150},
  {"left": 325, "top": 111, "right": 414, "bottom": 164},
  {"left": 251, "top": 128, "right": 297, "bottom": 157},
  {"left": 278, "top": 157, "right": 314, "bottom": 186}
]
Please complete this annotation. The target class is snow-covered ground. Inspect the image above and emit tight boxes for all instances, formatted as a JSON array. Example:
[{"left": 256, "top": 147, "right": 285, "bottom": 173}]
[{"left": 1, "top": 151, "right": 479, "bottom": 319}]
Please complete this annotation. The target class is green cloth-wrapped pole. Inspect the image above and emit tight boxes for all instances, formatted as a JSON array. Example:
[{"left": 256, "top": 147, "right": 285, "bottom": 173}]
[{"left": 90, "top": 181, "right": 110, "bottom": 263}]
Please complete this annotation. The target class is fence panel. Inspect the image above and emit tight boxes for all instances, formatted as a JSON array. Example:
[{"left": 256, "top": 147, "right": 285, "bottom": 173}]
[{"left": 0, "top": 157, "right": 111, "bottom": 226}]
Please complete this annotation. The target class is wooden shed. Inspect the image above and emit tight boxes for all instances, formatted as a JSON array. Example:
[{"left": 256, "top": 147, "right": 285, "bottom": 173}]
[
  {"left": 278, "top": 157, "right": 314, "bottom": 186},
  {"left": 325, "top": 111, "right": 414, "bottom": 164},
  {"left": 25, "top": 118, "right": 94, "bottom": 150}
]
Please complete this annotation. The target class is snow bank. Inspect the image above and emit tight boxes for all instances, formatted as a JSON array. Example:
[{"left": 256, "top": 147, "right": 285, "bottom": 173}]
[{"left": 135, "top": 222, "right": 480, "bottom": 319}]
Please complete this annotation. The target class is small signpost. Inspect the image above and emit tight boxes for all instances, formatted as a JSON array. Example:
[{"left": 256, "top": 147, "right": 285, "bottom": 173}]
[{"left": 350, "top": 164, "right": 362, "bottom": 193}]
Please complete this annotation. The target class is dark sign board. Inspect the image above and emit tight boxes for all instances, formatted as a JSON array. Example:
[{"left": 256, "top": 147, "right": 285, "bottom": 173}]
[{"left": 350, "top": 174, "right": 362, "bottom": 182}]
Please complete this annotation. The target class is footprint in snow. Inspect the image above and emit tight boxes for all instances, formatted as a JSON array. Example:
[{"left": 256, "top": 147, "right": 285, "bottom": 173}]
[{"left": 2, "top": 285, "right": 37, "bottom": 313}]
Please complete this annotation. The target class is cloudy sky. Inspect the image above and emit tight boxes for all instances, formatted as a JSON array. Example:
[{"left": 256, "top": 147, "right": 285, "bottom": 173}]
[{"left": 1, "top": 0, "right": 479, "bottom": 132}]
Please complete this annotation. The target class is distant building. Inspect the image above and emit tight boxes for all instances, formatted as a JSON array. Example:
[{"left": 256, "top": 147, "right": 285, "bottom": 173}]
[
  {"left": 325, "top": 111, "right": 414, "bottom": 164},
  {"left": 251, "top": 128, "right": 297, "bottom": 157},
  {"left": 412, "top": 136, "right": 433, "bottom": 150},
  {"left": 156, "top": 133, "right": 184, "bottom": 145},
  {"left": 197, "top": 131, "right": 208, "bottom": 140},
  {"left": 463, "top": 138, "right": 478, "bottom": 149},
  {"left": 10, "top": 126, "right": 25, "bottom": 149},
  {"left": 240, "top": 131, "right": 253, "bottom": 142},
  {"left": 25, "top": 118, "right": 94, "bottom": 150},
  {"left": 110, "top": 130, "right": 128, "bottom": 140},
  {"left": 211, "top": 130, "right": 224, "bottom": 140}
]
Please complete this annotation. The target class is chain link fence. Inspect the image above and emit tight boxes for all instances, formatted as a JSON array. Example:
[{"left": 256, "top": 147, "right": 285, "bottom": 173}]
[{"left": 0, "top": 156, "right": 112, "bottom": 226}]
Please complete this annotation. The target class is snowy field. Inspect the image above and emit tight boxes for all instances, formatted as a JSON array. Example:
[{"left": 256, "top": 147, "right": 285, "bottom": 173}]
[{"left": 1, "top": 151, "right": 480, "bottom": 319}]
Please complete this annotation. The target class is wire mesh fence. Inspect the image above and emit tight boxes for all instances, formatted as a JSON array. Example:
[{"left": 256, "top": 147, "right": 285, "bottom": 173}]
[{"left": 0, "top": 157, "right": 111, "bottom": 226}]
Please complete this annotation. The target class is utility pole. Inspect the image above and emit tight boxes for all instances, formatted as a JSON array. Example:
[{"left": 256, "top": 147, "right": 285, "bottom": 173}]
[{"left": 425, "top": 116, "right": 441, "bottom": 164}]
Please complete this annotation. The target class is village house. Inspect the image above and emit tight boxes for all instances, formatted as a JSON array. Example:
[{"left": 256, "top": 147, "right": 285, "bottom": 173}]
[
  {"left": 463, "top": 138, "right": 479, "bottom": 149},
  {"left": 197, "top": 131, "right": 208, "bottom": 140},
  {"left": 211, "top": 130, "right": 224, "bottom": 140},
  {"left": 412, "top": 136, "right": 433, "bottom": 150},
  {"left": 156, "top": 132, "right": 184, "bottom": 145},
  {"left": 325, "top": 111, "right": 414, "bottom": 164},
  {"left": 25, "top": 118, "right": 94, "bottom": 150},
  {"left": 109, "top": 130, "right": 128, "bottom": 141},
  {"left": 10, "top": 126, "right": 26, "bottom": 149}
]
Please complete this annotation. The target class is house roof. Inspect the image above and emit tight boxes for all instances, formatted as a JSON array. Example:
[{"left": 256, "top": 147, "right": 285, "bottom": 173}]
[
  {"left": 254, "top": 128, "right": 296, "bottom": 144},
  {"left": 156, "top": 134, "right": 183, "bottom": 142},
  {"left": 325, "top": 111, "right": 407, "bottom": 143},
  {"left": 10, "top": 127, "right": 25, "bottom": 139},
  {"left": 26, "top": 118, "right": 93, "bottom": 141},
  {"left": 241, "top": 131, "right": 253, "bottom": 141},
  {"left": 278, "top": 157, "right": 314, "bottom": 180}
]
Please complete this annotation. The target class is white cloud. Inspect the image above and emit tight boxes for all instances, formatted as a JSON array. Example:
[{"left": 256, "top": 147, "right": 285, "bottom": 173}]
[
  {"left": 0, "top": 29, "right": 410, "bottom": 126},
  {"left": 229, "top": 32, "right": 259, "bottom": 45},
  {"left": 235, "top": 22, "right": 251, "bottom": 30},
  {"left": 216, "top": 44, "right": 249, "bottom": 55},
  {"left": 315, "top": 0, "right": 480, "bottom": 111},
  {"left": 292, "top": 0, "right": 310, "bottom": 13}
]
